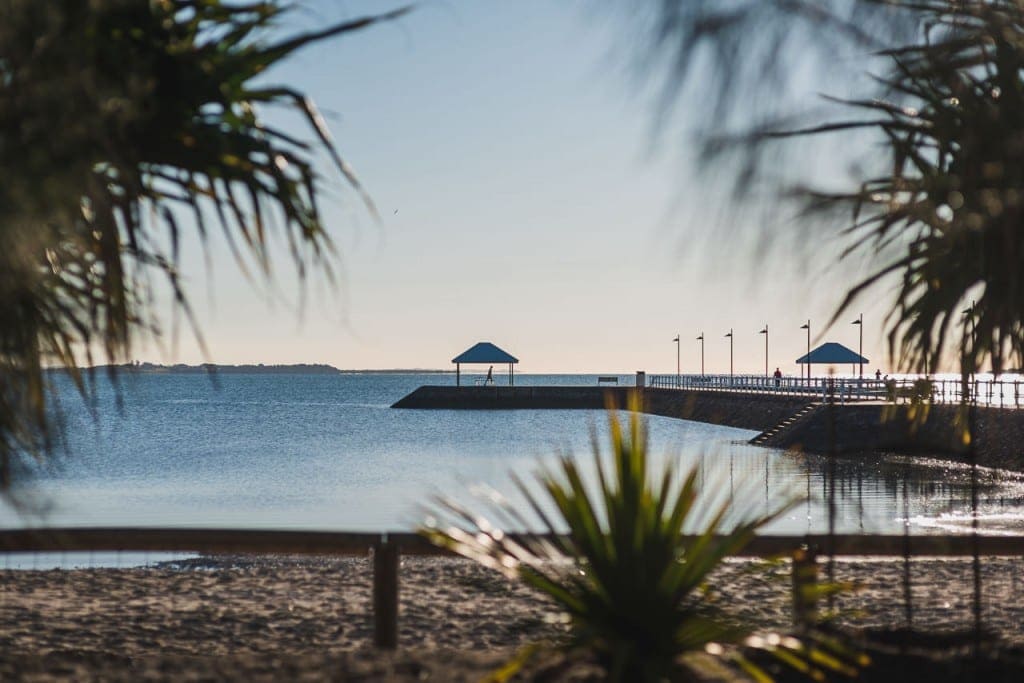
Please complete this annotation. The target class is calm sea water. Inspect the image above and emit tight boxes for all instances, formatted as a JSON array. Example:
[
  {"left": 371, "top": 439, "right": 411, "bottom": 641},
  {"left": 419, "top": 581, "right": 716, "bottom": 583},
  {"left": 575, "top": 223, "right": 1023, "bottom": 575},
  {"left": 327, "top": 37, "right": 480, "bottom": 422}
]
[{"left": 3, "top": 372, "right": 1024, "bottom": 540}]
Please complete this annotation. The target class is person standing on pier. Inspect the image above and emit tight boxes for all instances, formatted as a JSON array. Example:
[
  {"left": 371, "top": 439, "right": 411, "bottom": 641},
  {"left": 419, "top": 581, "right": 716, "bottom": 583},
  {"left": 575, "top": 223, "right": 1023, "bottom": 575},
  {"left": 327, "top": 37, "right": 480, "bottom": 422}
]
[
  {"left": 773, "top": 367, "right": 782, "bottom": 387},
  {"left": 485, "top": 366, "right": 494, "bottom": 385}
]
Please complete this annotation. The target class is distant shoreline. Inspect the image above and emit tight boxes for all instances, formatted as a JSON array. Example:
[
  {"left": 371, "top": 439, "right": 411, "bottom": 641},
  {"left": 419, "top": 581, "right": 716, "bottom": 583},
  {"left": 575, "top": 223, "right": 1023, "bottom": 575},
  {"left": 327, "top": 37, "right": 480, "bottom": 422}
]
[
  {"left": 89, "top": 363, "right": 346, "bottom": 375},
  {"left": 339, "top": 369, "right": 456, "bottom": 374},
  {"left": 55, "top": 364, "right": 459, "bottom": 375},
  {"left": 51, "top": 365, "right": 639, "bottom": 376}
]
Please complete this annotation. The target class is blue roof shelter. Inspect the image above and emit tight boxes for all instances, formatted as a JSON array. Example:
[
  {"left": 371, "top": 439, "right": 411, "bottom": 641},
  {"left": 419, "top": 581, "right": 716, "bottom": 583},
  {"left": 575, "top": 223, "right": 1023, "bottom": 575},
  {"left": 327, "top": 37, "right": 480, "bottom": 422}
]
[
  {"left": 796, "top": 342, "right": 869, "bottom": 375},
  {"left": 452, "top": 342, "right": 519, "bottom": 386}
]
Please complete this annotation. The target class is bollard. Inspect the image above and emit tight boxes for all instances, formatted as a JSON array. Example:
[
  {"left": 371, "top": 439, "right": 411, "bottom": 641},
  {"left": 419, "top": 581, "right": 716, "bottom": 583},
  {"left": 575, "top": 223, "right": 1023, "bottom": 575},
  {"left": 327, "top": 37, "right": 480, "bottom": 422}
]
[
  {"left": 373, "top": 538, "right": 400, "bottom": 649},
  {"left": 791, "top": 546, "right": 819, "bottom": 630}
]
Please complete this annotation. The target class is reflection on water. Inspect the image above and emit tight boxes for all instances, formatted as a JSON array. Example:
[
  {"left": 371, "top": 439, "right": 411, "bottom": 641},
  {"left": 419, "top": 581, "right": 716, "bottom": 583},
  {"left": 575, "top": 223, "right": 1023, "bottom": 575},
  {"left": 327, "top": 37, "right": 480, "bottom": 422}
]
[
  {"left": 783, "top": 453, "right": 1024, "bottom": 535},
  {"left": 650, "top": 447, "right": 1024, "bottom": 536},
  {"left": 0, "top": 373, "right": 1022, "bottom": 536},
  {"left": 0, "top": 552, "right": 195, "bottom": 570}
]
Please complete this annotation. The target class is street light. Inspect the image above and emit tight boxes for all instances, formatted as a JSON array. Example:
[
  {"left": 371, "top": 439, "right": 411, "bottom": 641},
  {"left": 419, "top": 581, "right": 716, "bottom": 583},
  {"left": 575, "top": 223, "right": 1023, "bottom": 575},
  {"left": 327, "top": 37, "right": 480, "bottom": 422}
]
[
  {"left": 851, "top": 314, "right": 863, "bottom": 379},
  {"left": 962, "top": 300, "right": 977, "bottom": 376},
  {"left": 963, "top": 300, "right": 977, "bottom": 349},
  {"left": 696, "top": 332, "right": 704, "bottom": 377},
  {"left": 725, "top": 328, "right": 734, "bottom": 380},
  {"left": 961, "top": 302, "right": 976, "bottom": 401},
  {"left": 673, "top": 334, "right": 680, "bottom": 387},
  {"left": 800, "top": 320, "right": 810, "bottom": 384},
  {"left": 759, "top": 324, "right": 768, "bottom": 377}
]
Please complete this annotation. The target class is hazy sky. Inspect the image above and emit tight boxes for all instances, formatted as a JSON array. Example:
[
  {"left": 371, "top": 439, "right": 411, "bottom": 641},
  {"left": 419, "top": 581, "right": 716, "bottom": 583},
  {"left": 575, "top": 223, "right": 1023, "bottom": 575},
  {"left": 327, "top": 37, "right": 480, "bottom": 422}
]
[{"left": 149, "top": 0, "right": 894, "bottom": 375}]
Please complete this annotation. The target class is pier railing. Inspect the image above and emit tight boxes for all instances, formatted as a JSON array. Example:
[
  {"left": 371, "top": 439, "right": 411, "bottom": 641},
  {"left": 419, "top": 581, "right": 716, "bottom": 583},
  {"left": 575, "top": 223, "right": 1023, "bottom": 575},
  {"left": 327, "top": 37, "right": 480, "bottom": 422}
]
[{"left": 648, "top": 374, "right": 1024, "bottom": 408}]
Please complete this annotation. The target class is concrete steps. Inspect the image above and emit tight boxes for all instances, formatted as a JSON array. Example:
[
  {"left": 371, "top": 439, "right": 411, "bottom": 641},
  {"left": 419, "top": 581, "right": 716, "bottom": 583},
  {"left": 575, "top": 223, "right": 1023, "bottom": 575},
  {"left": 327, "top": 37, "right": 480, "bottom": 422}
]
[{"left": 750, "top": 403, "right": 821, "bottom": 446}]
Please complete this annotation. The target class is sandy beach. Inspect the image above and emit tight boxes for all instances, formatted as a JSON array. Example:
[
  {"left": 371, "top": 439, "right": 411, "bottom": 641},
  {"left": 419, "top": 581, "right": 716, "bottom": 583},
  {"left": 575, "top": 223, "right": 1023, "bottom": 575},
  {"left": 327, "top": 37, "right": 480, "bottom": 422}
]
[{"left": 2, "top": 555, "right": 1024, "bottom": 680}]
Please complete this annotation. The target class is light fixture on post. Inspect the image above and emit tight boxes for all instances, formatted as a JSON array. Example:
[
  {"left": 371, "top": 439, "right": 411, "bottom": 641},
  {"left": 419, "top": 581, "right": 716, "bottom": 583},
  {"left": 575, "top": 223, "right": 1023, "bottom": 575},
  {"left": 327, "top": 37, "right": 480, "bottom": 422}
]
[
  {"left": 966, "top": 300, "right": 977, "bottom": 351},
  {"left": 962, "top": 300, "right": 977, "bottom": 386},
  {"left": 851, "top": 314, "right": 863, "bottom": 379},
  {"left": 759, "top": 325, "right": 768, "bottom": 378},
  {"left": 725, "top": 328, "right": 734, "bottom": 381},
  {"left": 800, "top": 320, "right": 810, "bottom": 384},
  {"left": 697, "top": 332, "right": 705, "bottom": 378},
  {"left": 673, "top": 334, "right": 680, "bottom": 387}
]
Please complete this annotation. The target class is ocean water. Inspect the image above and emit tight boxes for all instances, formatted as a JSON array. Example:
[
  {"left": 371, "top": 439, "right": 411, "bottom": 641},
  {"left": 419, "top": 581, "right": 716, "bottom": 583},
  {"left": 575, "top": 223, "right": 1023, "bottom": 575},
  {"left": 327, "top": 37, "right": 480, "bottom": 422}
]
[{"left": 2, "top": 372, "right": 1024, "bottom": 540}]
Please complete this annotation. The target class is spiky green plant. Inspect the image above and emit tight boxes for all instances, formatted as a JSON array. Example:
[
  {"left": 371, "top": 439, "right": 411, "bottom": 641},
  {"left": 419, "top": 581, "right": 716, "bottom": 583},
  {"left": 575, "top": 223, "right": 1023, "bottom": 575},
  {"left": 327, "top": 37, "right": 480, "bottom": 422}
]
[
  {"left": 422, "top": 397, "right": 863, "bottom": 681},
  {"left": 0, "top": 1, "right": 405, "bottom": 492}
]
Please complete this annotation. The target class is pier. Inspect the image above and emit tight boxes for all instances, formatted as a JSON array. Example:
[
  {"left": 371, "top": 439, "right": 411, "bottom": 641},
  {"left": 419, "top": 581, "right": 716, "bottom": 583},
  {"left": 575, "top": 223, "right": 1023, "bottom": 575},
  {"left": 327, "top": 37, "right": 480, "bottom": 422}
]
[{"left": 392, "top": 374, "right": 1024, "bottom": 472}]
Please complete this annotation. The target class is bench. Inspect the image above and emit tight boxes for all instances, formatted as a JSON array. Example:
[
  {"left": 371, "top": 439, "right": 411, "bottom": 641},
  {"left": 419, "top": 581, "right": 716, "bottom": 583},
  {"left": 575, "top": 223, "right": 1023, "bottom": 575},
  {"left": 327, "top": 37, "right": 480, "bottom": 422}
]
[{"left": 597, "top": 376, "right": 618, "bottom": 385}]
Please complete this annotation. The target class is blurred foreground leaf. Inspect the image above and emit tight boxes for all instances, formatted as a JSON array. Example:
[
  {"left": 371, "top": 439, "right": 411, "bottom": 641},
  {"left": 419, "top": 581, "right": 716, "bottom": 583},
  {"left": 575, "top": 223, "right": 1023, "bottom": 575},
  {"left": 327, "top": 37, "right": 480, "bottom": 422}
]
[{"left": 0, "top": 0, "right": 405, "bottom": 494}]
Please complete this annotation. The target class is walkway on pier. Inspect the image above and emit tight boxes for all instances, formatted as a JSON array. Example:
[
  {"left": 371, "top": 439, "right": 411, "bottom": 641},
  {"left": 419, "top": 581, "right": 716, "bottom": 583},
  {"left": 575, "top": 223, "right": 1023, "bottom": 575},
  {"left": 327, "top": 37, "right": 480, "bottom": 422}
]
[{"left": 647, "top": 374, "right": 1024, "bottom": 409}]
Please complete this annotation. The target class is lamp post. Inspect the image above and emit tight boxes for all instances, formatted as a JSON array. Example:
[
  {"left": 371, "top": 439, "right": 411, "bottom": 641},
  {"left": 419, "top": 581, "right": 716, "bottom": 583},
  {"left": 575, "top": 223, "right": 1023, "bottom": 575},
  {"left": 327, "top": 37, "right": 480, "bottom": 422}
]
[
  {"left": 725, "top": 329, "right": 734, "bottom": 381},
  {"left": 697, "top": 332, "right": 704, "bottom": 377},
  {"left": 800, "top": 320, "right": 810, "bottom": 384},
  {"left": 961, "top": 302, "right": 976, "bottom": 401},
  {"left": 964, "top": 300, "right": 977, "bottom": 350},
  {"left": 962, "top": 300, "right": 977, "bottom": 378},
  {"left": 851, "top": 314, "right": 863, "bottom": 379},
  {"left": 759, "top": 325, "right": 768, "bottom": 377},
  {"left": 673, "top": 334, "right": 680, "bottom": 387}
]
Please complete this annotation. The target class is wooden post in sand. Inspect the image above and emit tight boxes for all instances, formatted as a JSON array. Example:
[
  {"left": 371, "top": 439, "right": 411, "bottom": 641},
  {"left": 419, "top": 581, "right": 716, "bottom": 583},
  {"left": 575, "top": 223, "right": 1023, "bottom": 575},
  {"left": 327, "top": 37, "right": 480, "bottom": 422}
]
[
  {"left": 791, "top": 546, "right": 818, "bottom": 629},
  {"left": 373, "top": 538, "right": 400, "bottom": 649}
]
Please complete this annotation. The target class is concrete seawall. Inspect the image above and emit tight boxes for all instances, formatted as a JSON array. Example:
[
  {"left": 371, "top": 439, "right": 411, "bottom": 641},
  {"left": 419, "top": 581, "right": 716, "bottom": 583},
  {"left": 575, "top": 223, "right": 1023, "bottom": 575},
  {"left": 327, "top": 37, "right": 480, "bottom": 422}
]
[
  {"left": 641, "top": 388, "right": 811, "bottom": 432},
  {"left": 770, "top": 402, "right": 1024, "bottom": 472},
  {"left": 391, "top": 386, "right": 810, "bottom": 431},
  {"left": 391, "top": 385, "right": 634, "bottom": 411},
  {"left": 392, "top": 385, "right": 1024, "bottom": 472}
]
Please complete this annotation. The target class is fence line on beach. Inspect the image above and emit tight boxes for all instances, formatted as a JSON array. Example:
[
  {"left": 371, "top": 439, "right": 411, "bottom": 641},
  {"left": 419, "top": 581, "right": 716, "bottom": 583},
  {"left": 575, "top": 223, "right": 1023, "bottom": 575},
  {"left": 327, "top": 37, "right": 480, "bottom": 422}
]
[
  {"left": 3, "top": 527, "right": 1024, "bottom": 649},
  {"left": 648, "top": 373, "right": 1024, "bottom": 408}
]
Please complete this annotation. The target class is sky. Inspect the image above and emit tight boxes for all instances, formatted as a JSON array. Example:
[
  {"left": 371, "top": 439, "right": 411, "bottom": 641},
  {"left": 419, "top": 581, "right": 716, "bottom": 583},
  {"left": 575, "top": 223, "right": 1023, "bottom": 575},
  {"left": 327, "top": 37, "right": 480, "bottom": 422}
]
[{"left": 144, "top": 0, "right": 895, "bottom": 375}]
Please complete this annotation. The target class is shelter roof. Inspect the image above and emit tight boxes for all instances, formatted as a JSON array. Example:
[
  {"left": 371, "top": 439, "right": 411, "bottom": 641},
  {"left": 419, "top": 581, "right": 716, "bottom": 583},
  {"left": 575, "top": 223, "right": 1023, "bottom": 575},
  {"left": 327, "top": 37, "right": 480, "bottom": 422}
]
[
  {"left": 795, "top": 342, "right": 869, "bottom": 365},
  {"left": 452, "top": 342, "right": 518, "bottom": 364}
]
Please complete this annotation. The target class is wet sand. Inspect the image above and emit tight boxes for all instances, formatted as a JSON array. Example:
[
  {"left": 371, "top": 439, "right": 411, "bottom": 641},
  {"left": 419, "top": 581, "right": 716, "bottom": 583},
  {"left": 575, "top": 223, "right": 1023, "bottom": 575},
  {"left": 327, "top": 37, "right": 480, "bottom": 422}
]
[{"left": 2, "top": 555, "right": 1023, "bottom": 680}]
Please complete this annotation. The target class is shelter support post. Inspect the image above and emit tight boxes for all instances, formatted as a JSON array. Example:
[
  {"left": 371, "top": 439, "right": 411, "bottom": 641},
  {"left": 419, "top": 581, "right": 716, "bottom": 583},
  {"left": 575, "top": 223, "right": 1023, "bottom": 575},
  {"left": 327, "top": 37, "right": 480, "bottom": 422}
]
[{"left": 456, "top": 363, "right": 460, "bottom": 387}]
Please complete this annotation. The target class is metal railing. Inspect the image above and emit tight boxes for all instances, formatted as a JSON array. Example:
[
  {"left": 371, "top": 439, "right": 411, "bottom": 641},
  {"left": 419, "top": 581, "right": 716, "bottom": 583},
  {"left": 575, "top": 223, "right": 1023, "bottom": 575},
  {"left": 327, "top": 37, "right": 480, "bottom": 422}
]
[{"left": 648, "top": 374, "right": 1024, "bottom": 407}]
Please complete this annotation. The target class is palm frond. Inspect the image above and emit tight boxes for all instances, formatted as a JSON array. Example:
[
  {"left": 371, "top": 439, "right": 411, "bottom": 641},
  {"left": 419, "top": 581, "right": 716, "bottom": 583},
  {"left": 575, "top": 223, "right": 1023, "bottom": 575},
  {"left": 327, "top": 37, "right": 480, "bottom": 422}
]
[
  {"left": 0, "top": 1, "right": 405, "bottom": 494},
  {"left": 628, "top": 1, "right": 1024, "bottom": 375}
]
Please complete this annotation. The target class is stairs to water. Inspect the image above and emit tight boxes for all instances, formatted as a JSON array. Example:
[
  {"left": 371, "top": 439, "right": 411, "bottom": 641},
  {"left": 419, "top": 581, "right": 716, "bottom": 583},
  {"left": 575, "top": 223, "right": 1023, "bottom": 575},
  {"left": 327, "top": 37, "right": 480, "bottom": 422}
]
[{"left": 750, "top": 403, "right": 821, "bottom": 446}]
